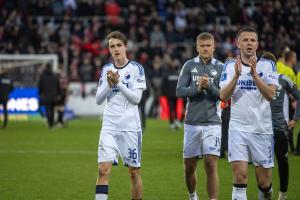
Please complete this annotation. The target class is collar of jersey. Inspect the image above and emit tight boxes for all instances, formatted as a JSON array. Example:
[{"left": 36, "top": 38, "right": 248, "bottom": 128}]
[
  {"left": 114, "top": 60, "right": 130, "bottom": 69},
  {"left": 240, "top": 56, "right": 258, "bottom": 67},
  {"left": 199, "top": 57, "right": 212, "bottom": 64}
]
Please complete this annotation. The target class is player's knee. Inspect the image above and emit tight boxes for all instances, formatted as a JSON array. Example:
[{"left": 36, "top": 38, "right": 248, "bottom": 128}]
[
  {"left": 128, "top": 167, "right": 140, "bottom": 179},
  {"left": 234, "top": 173, "right": 247, "bottom": 184},
  {"left": 184, "top": 161, "right": 197, "bottom": 173},
  {"left": 98, "top": 165, "right": 111, "bottom": 177},
  {"left": 257, "top": 179, "right": 271, "bottom": 189},
  {"left": 204, "top": 160, "right": 217, "bottom": 172}
]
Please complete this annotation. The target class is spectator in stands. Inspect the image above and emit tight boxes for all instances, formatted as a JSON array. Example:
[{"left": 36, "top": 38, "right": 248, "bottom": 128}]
[
  {"left": 38, "top": 64, "right": 61, "bottom": 129},
  {"left": 0, "top": 69, "right": 14, "bottom": 129}
]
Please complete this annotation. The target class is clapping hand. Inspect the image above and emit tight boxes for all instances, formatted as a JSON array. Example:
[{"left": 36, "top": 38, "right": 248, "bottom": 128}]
[
  {"left": 234, "top": 55, "right": 242, "bottom": 78},
  {"left": 249, "top": 56, "right": 257, "bottom": 76},
  {"left": 196, "top": 74, "right": 209, "bottom": 92},
  {"left": 107, "top": 70, "right": 120, "bottom": 87}
]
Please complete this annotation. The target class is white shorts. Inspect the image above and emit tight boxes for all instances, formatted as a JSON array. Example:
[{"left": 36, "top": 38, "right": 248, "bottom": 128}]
[
  {"left": 228, "top": 131, "right": 274, "bottom": 168},
  {"left": 98, "top": 129, "right": 142, "bottom": 168},
  {"left": 183, "top": 124, "right": 221, "bottom": 158}
]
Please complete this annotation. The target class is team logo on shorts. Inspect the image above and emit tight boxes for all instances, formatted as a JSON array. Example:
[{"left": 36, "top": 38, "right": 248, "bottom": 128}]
[{"left": 210, "top": 69, "right": 217, "bottom": 76}]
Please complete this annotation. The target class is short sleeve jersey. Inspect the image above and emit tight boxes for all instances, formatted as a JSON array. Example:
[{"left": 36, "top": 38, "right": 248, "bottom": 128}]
[{"left": 219, "top": 58, "right": 278, "bottom": 134}]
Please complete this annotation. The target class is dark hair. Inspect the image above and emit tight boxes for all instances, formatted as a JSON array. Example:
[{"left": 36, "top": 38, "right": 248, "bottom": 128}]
[
  {"left": 237, "top": 26, "right": 258, "bottom": 39},
  {"left": 285, "top": 50, "right": 296, "bottom": 62},
  {"left": 196, "top": 32, "right": 214, "bottom": 41},
  {"left": 259, "top": 51, "right": 277, "bottom": 62},
  {"left": 105, "top": 31, "right": 128, "bottom": 47}
]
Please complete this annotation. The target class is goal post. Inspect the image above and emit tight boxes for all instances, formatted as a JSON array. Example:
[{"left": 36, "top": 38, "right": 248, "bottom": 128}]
[
  {"left": 0, "top": 54, "right": 60, "bottom": 120},
  {"left": 0, "top": 54, "right": 59, "bottom": 87}
]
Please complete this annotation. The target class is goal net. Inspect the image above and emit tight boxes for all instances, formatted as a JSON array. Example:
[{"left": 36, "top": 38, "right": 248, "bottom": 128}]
[{"left": 0, "top": 54, "right": 59, "bottom": 87}]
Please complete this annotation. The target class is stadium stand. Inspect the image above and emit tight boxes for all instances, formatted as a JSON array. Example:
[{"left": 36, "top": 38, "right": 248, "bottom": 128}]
[{"left": 0, "top": 0, "right": 299, "bottom": 83}]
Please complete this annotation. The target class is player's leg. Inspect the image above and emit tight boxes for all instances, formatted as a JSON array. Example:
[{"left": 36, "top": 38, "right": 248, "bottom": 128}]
[
  {"left": 118, "top": 131, "right": 143, "bottom": 200},
  {"left": 183, "top": 124, "right": 202, "bottom": 200},
  {"left": 203, "top": 155, "right": 219, "bottom": 199},
  {"left": 45, "top": 103, "right": 55, "bottom": 128},
  {"left": 295, "top": 132, "right": 300, "bottom": 155},
  {"left": 184, "top": 157, "right": 199, "bottom": 200},
  {"left": 228, "top": 131, "right": 249, "bottom": 200},
  {"left": 128, "top": 166, "right": 143, "bottom": 200},
  {"left": 255, "top": 167, "right": 272, "bottom": 200},
  {"left": 96, "top": 130, "right": 119, "bottom": 200},
  {"left": 96, "top": 162, "right": 112, "bottom": 200},
  {"left": 168, "top": 97, "right": 176, "bottom": 130},
  {"left": 274, "top": 133, "right": 289, "bottom": 199},
  {"left": 202, "top": 125, "right": 221, "bottom": 199},
  {"left": 2, "top": 101, "right": 8, "bottom": 128},
  {"left": 288, "top": 129, "right": 295, "bottom": 153},
  {"left": 56, "top": 105, "right": 64, "bottom": 126},
  {"left": 231, "top": 161, "right": 248, "bottom": 200},
  {"left": 220, "top": 117, "right": 229, "bottom": 158},
  {"left": 250, "top": 134, "right": 274, "bottom": 200}
]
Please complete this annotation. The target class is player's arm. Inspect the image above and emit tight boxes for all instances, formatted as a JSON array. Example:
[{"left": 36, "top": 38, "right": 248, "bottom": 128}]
[
  {"left": 250, "top": 57, "right": 276, "bottom": 101},
  {"left": 176, "top": 62, "right": 198, "bottom": 98},
  {"left": 220, "top": 57, "right": 241, "bottom": 101},
  {"left": 286, "top": 76, "right": 300, "bottom": 128},
  {"left": 95, "top": 69, "right": 110, "bottom": 105},
  {"left": 253, "top": 76, "right": 276, "bottom": 101},
  {"left": 116, "top": 83, "right": 143, "bottom": 104}
]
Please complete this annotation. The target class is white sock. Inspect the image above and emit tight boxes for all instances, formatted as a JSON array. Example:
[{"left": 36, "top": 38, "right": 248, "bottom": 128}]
[
  {"left": 95, "top": 193, "right": 108, "bottom": 200},
  {"left": 189, "top": 192, "right": 199, "bottom": 200},
  {"left": 232, "top": 186, "right": 247, "bottom": 200},
  {"left": 258, "top": 186, "right": 272, "bottom": 200}
]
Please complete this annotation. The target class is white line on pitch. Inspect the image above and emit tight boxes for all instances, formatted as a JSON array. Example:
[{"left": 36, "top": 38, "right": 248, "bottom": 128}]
[{"left": 0, "top": 150, "right": 95, "bottom": 155}]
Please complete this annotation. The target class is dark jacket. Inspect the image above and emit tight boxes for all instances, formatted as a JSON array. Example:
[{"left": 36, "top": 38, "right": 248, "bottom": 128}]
[
  {"left": 176, "top": 57, "right": 223, "bottom": 125},
  {"left": 162, "top": 68, "right": 179, "bottom": 98},
  {"left": 38, "top": 68, "right": 61, "bottom": 104},
  {"left": 0, "top": 75, "right": 14, "bottom": 101}
]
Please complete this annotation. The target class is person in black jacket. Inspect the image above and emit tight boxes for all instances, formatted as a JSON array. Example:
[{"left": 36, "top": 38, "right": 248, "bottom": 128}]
[
  {"left": 0, "top": 72, "right": 14, "bottom": 129},
  {"left": 162, "top": 59, "right": 181, "bottom": 130},
  {"left": 38, "top": 64, "right": 61, "bottom": 129}
]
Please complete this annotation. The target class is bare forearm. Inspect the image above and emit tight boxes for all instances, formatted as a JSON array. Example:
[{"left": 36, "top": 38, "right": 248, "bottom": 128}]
[
  {"left": 220, "top": 76, "right": 238, "bottom": 101},
  {"left": 253, "top": 75, "right": 275, "bottom": 101}
]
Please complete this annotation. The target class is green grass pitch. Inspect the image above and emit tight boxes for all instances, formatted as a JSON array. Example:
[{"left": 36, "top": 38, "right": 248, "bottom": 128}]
[{"left": 1, "top": 118, "right": 300, "bottom": 199}]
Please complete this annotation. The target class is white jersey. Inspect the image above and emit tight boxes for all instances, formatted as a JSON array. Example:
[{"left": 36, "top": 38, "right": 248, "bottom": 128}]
[
  {"left": 219, "top": 58, "right": 278, "bottom": 134},
  {"left": 99, "top": 61, "right": 146, "bottom": 131}
]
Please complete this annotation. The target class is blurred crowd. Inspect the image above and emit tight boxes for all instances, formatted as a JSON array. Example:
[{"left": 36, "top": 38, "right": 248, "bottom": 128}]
[{"left": 0, "top": 0, "right": 299, "bottom": 83}]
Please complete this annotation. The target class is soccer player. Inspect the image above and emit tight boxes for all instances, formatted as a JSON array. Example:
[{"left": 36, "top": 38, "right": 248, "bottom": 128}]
[
  {"left": 260, "top": 51, "right": 300, "bottom": 200},
  {"left": 176, "top": 32, "right": 223, "bottom": 200},
  {"left": 95, "top": 31, "right": 146, "bottom": 200},
  {"left": 219, "top": 27, "right": 278, "bottom": 200},
  {"left": 0, "top": 71, "right": 14, "bottom": 129}
]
